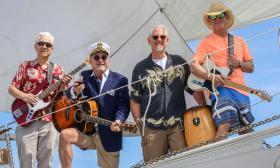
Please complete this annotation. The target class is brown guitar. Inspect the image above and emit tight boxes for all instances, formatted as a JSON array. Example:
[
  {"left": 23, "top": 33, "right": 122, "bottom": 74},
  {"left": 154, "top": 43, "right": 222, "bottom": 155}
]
[
  {"left": 52, "top": 91, "right": 97, "bottom": 134},
  {"left": 51, "top": 91, "right": 137, "bottom": 134},
  {"left": 74, "top": 110, "right": 137, "bottom": 133}
]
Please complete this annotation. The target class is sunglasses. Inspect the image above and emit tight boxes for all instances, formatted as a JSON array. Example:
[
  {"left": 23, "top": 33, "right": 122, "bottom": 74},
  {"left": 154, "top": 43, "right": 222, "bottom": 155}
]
[
  {"left": 91, "top": 54, "right": 108, "bottom": 61},
  {"left": 37, "top": 42, "right": 53, "bottom": 48},
  {"left": 208, "top": 12, "right": 226, "bottom": 20},
  {"left": 152, "top": 35, "right": 167, "bottom": 40}
]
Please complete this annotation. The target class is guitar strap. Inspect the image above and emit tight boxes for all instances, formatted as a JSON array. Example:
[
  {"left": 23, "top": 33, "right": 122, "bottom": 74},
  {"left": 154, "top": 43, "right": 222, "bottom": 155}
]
[
  {"left": 228, "top": 33, "right": 234, "bottom": 75},
  {"left": 47, "top": 61, "right": 54, "bottom": 83}
]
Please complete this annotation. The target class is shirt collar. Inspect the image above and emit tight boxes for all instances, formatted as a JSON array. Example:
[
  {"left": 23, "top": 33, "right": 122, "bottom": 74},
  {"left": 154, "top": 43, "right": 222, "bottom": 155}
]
[
  {"left": 90, "top": 69, "right": 109, "bottom": 80},
  {"left": 32, "top": 58, "right": 48, "bottom": 70},
  {"left": 148, "top": 52, "right": 173, "bottom": 68}
]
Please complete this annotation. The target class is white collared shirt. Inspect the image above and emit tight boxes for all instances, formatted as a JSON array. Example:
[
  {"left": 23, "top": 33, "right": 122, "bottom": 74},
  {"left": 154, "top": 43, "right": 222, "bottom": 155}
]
[{"left": 90, "top": 69, "right": 110, "bottom": 93}]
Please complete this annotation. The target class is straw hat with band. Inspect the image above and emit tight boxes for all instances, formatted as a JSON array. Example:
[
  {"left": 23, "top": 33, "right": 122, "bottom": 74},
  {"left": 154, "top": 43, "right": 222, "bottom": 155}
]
[{"left": 203, "top": 2, "right": 234, "bottom": 30}]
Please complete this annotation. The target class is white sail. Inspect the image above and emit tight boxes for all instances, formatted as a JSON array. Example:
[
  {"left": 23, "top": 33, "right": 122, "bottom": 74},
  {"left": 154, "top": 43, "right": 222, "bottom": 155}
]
[{"left": 0, "top": 0, "right": 280, "bottom": 112}]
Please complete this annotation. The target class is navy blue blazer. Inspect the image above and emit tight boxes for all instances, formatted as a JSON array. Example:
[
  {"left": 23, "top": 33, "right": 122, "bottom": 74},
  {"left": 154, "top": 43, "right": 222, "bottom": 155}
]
[{"left": 81, "top": 69, "right": 130, "bottom": 152}]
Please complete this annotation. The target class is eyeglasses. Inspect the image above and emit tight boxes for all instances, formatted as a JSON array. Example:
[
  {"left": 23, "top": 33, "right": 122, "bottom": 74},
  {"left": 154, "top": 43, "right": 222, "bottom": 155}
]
[
  {"left": 91, "top": 54, "right": 108, "bottom": 61},
  {"left": 208, "top": 12, "right": 226, "bottom": 20},
  {"left": 37, "top": 42, "right": 53, "bottom": 48},
  {"left": 152, "top": 35, "right": 167, "bottom": 41}
]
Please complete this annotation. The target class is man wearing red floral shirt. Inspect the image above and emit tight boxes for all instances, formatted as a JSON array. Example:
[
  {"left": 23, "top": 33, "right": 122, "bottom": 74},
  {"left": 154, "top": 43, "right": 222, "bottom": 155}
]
[{"left": 8, "top": 32, "right": 69, "bottom": 168}]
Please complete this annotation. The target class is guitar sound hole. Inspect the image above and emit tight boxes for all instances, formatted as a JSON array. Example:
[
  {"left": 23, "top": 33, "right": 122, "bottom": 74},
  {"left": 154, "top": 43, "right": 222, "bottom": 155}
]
[
  {"left": 74, "top": 110, "right": 83, "bottom": 123},
  {"left": 82, "top": 102, "right": 91, "bottom": 115},
  {"left": 193, "top": 118, "right": 200, "bottom": 126}
]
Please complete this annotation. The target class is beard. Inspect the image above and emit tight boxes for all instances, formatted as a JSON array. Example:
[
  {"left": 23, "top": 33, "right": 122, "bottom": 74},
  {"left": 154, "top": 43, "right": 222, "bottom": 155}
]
[{"left": 156, "top": 45, "right": 164, "bottom": 52}]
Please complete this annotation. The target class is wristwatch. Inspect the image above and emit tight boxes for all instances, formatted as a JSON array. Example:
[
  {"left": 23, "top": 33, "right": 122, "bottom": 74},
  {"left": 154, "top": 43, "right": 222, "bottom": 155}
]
[{"left": 238, "top": 61, "right": 244, "bottom": 68}]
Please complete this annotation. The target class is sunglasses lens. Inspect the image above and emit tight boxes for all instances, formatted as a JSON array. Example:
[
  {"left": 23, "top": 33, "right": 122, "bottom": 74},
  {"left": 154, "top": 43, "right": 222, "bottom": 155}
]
[
  {"left": 93, "top": 55, "right": 108, "bottom": 61},
  {"left": 46, "top": 43, "right": 52, "bottom": 48},
  {"left": 101, "top": 55, "right": 108, "bottom": 61},
  {"left": 219, "top": 13, "right": 225, "bottom": 18},
  {"left": 93, "top": 56, "right": 99, "bottom": 61},
  {"left": 37, "top": 42, "right": 52, "bottom": 48},
  {"left": 209, "top": 15, "right": 217, "bottom": 20},
  {"left": 209, "top": 13, "right": 226, "bottom": 20},
  {"left": 152, "top": 36, "right": 159, "bottom": 40},
  {"left": 160, "top": 35, "right": 166, "bottom": 40},
  {"left": 152, "top": 35, "right": 167, "bottom": 40}
]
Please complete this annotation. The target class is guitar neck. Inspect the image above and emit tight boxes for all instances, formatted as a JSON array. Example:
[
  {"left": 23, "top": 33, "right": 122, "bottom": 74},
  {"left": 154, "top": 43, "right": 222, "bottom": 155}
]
[
  {"left": 38, "top": 62, "right": 88, "bottom": 99},
  {"left": 82, "top": 113, "right": 112, "bottom": 127},
  {"left": 224, "top": 79, "right": 259, "bottom": 96}
]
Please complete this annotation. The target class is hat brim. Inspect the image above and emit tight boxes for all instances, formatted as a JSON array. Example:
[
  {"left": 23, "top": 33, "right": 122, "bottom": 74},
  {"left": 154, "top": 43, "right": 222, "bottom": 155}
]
[
  {"left": 90, "top": 49, "right": 109, "bottom": 56},
  {"left": 203, "top": 8, "right": 234, "bottom": 30}
]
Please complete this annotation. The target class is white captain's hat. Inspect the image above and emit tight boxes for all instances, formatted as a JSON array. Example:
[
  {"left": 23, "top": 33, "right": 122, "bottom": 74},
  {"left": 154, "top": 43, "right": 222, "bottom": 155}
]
[{"left": 88, "top": 42, "right": 110, "bottom": 56}]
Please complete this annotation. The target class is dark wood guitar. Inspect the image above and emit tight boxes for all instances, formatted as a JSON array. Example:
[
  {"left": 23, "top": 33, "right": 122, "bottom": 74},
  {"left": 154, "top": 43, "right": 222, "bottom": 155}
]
[
  {"left": 75, "top": 110, "right": 137, "bottom": 133},
  {"left": 51, "top": 91, "right": 97, "bottom": 134},
  {"left": 52, "top": 91, "right": 137, "bottom": 134},
  {"left": 11, "top": 59, "right": 89, "bottom": 126}
]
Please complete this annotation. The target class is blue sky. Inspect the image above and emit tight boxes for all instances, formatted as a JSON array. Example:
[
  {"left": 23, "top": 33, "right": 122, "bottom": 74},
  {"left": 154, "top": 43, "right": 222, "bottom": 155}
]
[{"left": 0, "top": 17, "right": 279, "bottom": 168}]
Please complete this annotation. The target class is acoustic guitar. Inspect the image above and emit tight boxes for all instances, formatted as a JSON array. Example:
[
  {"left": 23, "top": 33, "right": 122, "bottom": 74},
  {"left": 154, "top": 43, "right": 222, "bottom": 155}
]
[
  {"left": 11, "top": 59, "right": 89, "bottom": 126},
  {"left": 188, "top": 59, "right": 272, "bottom": 102},
  {"left": 75, "top": 111, "right": 137, "bottom": 133},
  {"left": 51, "top": 91, "right": 96, "bottom": 134},
  {"left": 52, "top": 91, "right": 137, "bottom": 134}
]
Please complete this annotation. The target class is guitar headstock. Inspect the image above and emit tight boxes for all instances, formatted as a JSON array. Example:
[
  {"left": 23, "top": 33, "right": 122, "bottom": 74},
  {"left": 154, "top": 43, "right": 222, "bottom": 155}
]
[
  {"left": 120, "top": 123, "right": 137, "bottom": 133},
  {"left": 255, "top": 90, "right": 272, "bottom": 102},
  {"left": 84, "top": 57, "right": 90, "bottom": 65}
]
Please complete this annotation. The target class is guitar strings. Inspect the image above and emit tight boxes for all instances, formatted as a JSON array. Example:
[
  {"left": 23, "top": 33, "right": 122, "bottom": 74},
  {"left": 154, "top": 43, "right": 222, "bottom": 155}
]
[{"left": 4, "top": 27, "right": 280, "bottom": 128}]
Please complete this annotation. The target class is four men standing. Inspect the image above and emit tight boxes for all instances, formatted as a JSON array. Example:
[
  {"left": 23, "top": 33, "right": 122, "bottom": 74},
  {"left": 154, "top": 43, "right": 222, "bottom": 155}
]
[{"left": 7, "top": 2, "right": 257, "bottom": 167}]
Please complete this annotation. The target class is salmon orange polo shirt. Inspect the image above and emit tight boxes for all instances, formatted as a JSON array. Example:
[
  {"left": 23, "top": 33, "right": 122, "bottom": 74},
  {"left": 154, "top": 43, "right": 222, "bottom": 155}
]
[{"left": 192, "top": 33, "right": 253, "bottom": 96}]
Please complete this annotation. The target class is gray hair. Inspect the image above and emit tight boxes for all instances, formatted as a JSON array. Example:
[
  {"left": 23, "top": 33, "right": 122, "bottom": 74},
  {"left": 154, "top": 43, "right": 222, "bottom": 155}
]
[
  {"left": 149, "top": 25, "right": 168, "bottom": 37},
  {"left": 35, "top": 32, "right": 54, "bottom": 45}
]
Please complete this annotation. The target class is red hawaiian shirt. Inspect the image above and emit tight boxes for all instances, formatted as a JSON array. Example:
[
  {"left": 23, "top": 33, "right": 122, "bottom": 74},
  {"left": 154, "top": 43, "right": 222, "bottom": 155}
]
[{"left": 11, "top": 59, "right": 65, "bottom": 122}]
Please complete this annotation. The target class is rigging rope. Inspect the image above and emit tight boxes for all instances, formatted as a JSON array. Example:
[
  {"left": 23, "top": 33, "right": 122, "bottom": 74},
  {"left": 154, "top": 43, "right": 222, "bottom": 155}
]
[
  {"left": 1, "top": 8, "right": 279, "bottom": 131},
  {"left": 110, "top": 7, "right": 161, "bottom": 57},
  {"left": 153, "top": 0, "right": 193, "bottom": 52}
]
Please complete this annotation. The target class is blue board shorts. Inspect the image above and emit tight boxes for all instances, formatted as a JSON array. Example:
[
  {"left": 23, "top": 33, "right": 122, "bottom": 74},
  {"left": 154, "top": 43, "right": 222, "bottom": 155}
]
[{"left": 210, "top": 87, "right": 255, "bottom": 129}]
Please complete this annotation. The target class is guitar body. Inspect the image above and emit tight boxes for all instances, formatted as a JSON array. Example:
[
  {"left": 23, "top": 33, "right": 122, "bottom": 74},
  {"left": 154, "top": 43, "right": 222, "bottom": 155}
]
[
  {"left": 11, "top": 60, "right": 90, "bottom": 127},
  {"left": 11, "top": 81, "right": 51, "bottom": 126},
  {"left": 187, "top": 59, "right": 272, "bottom": 101},
  {"left": 188, "top": 60, "right": 230, "bottom": 92},
  {"left": 52, "top": 91, "right": 98, "bottom": 134},
  {"left": 52, "top": 91, "right": 137, "bottom": 133}
]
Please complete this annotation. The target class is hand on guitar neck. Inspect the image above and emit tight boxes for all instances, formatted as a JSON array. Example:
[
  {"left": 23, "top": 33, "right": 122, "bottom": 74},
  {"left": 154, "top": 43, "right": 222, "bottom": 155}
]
[
  {"left": 72, "top": 76, "right": 85, "bottom": 96},
  {"left": 188, "top": 59, "right": 272, "bottom": 102},
  {"left": 111, "top": 120, "right": 122, "bottom": 132},
  {"left": 11, "top": 59, "right": 90, "bottom": 126},
  {"left": 74, "top": 110, "right": 137, "bottom": 133},
  {"left": 61, "top": 75, "right": 73, "bottom": 84},
  {"left": 207, "top": 73, "right": 227, "bottom": 87}
]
